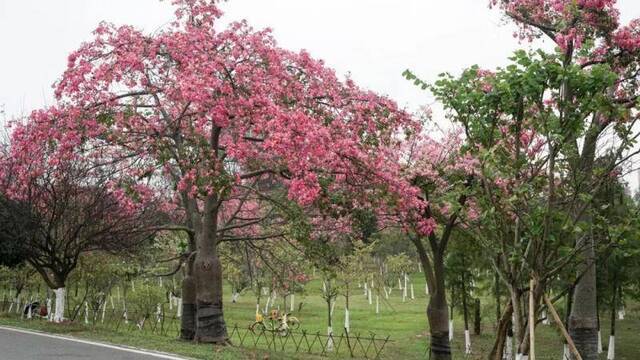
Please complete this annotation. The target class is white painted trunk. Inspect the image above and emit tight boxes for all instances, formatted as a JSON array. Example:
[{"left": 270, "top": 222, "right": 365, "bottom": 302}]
[
  {"left": 53, "top": 288, "right": 66, "bottom": 323},
  {"left": 363, "top": 282, "right": 368, "bottom": 296},
  {"left": 542, "top": 310, "right": 549, "bottom": 325},
  {"left": 177, "top": 297, "right": 182, "bottom": 317},
  {"left": 264, "top": 295, "right": 271, "bottom": 314},
  {"left": 344, "top": 308, "right": 350, "bottom": 333},
  {"left": 504, "top": 335, "right": 513, "bottom": 360},
  {"left": 402, "top": 275, "right": 407, "bottom": 302},
  {"left": 169, "top": 295, "right": 173, "bottom": 310},
  {"left": 404, "top": 274, "right": 408, "bottom": 293},
  {"left": 598, "top": 330, "right": 603, "bottom": 353},
  {"left": 231, "top": 292, "right": 239, "bottom": 303},
  {"left": 290, "top": 294, "right": 295, "bottom": 312},
  {"left": 84, "top": 302, "right": 89, "bottom": 324},
  {"left": 398, "top": 278, "right": 402, "bottom": 290},
  {"left": 464, "top": 329, "right": 471, "bottom": 354},
  {"left": 448, "top": 320, "right": 454, "bottom": 341},
  {"left": 327, "top": 326, "right": 334, "bottom": 351},
  {"left": 410, "top": 284, "right": 415, "bottom": 300},
  {"left": 27, "top": 303, "right": 32, "bottom": 319},
  {"left": 101, "top": 301, "right": 106, "bottom": 323},
  {"left": 46, "top": 298, "right": 53, "bottom": 322},
  {"left": 563, "top": 343, "right": 570, "bottom": 360},
  {"left": 425, "top": 283, "right": 429, "bottom": 295},
  {"left": 330, "top": 300, "right": 336, "bottom": 317},
  {"left": 375, "top": 295, "right": 379, "bottom": 314},
  {"left": 368, "top": 289, "right": 372, "bottom": 305},
  {"left": 607, "top": 335, "right": 615, "bottom": 360}
]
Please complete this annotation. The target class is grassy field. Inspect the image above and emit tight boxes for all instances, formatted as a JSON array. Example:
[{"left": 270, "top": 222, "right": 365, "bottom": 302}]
[{"left": 1, "top": 272, "right": 639, "bottom": 359}]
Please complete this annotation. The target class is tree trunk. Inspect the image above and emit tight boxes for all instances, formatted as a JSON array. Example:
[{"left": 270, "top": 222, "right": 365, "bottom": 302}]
[
  {"left": 569, "top": 126, "right": 599, "bottom": 360},
  {"left": 327, "top": 291, "right": 334, "bottom": 352},
  {"left": 489, "top": 301, "right": 513, "bottom": 360},
  {"left": 193, "top": 247, "right": 227, "bottom": 343},
  {"left": 495, "top": 272, "right": 501, "bottom": 327},
  {"left": 428, "top": 253, "right": 451, "bottom": 360},
  {"left": 345, "top": 290, "right": 350, "bottom": 333},
  {"left": 474, "top": 298, "right": 481, "bottom": 335},
  {"left": 53, "top": 287, "right": 66, "bottom": 323},
  {"left": 569, "top": 233, "right": 598, "bottom": 360},
  {"left": 607, "top": 277, "right": 617, "bottom": 360},
  {"left": 180, "top": 254, "right": 197, "bottom": 340},
  {"left": 462, "top": 270, "right": 471, "bottom": 354},
  {"left": 193, "top": 198, "right": 228, "bottom": 344}
]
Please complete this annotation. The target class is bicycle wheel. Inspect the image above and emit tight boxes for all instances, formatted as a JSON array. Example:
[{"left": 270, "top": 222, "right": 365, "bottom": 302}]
[
  {"left": 287, "top": 316, "right": 300, "bottom": 330},
  {"left": 277, "top": 324, "right": 289, "bottom": 337},
  {"left": 249, "top": 321, "right": 266, "bottom": 333}
]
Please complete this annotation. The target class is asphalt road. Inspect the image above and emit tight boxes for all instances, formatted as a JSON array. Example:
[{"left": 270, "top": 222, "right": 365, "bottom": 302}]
[{"left": 0, "top": 326, "right": 188, "bottom": 360}]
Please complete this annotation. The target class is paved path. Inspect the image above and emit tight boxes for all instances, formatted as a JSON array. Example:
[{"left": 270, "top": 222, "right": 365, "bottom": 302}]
[{"left": 0, "top": 326, "right": 189, "bottom": 360}]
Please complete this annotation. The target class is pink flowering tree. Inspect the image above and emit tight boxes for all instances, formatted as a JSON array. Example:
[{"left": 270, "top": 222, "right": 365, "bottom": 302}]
[
  {"left": 0, "top": 108, "right": 163, "bottom": 323},
  {"left": 48, "top": 0, "right": 416, "bottom": 343},
  {"left": 487, "top": 1, "right": 640, "bottom": 358},
  {"left": 383, "top": 125, "right": 478, "bottom": 360}
]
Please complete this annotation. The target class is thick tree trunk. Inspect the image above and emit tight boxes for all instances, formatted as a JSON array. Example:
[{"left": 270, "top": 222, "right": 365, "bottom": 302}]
[
  {"left": 428, "top": 253, "right": 451, "bottom": 360},
  {"left": 568, "top": 234, "right": 598, "bottom": 360},
  {"left": 53, "top": 287, "right": 66, "bottom": 323},
  {"left": 569, "top": 125, "right": 599, "bottom": 360},
  {"left": 180, "top": 255, "right": 197, "bottom": 340},
  {"left": 193, "top": 248, "right": 227, "bottom": 343},
  {"left": 193, "top": 197, "right": 228, "bottom": 344}
]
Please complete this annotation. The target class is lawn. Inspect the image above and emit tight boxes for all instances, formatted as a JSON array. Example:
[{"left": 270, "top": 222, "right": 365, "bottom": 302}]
[{"left": 1, "top": 273, "right": 638, "bottom": 359}]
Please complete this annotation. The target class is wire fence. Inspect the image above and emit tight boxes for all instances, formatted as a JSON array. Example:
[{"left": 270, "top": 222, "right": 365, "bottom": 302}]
[
  {"left": 0, "top": 299, "right": 393, "bottom": 359},
  {"left": 228, "top": 324, "right": 392, "bottom": 359}
]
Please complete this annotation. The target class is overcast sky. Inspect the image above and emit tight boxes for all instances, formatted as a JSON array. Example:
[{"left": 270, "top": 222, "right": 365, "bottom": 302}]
[{"left": 1, "top": 0, "right": 640, "bottom": 187}]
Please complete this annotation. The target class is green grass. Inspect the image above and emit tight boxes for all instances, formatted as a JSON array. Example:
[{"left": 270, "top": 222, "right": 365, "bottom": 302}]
[{"left": 2, "top": 273, "right": 639, "bottom": 360}]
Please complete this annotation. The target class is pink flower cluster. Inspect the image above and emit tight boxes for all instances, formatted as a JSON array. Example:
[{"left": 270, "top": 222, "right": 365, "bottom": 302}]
[
  {"left": 490, "top": 0, "right": 619, "bottom": 51},
  {"left": 613, "top": 19, "right": 640, "bottom": 52}
]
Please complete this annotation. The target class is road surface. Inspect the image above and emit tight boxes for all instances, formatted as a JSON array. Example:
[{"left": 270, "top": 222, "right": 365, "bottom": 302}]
[{"left": 0, "top": 326, "right": 189, "bottom": 360}]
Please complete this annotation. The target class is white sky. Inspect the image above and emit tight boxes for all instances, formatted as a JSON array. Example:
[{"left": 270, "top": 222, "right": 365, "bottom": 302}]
[{"left": 1, "top": 0, "right": 639, "bottom": 188}]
